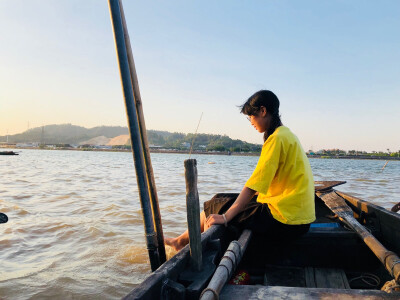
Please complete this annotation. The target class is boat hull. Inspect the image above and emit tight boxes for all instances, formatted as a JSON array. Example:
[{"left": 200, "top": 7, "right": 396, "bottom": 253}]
[{"left": 124, "top": 189, "right": 400, "bottom": 299}]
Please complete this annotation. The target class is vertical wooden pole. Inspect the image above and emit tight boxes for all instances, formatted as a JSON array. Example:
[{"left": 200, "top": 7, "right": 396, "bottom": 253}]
[
  {"left": 118, "top": 0, "right": 166, "bottom": 264},
  {"left": 184, "top": 159, "right": 202, "bottom": 271},
  {"left": 108, "top": 0, "right": 160, "bottom": 271}
]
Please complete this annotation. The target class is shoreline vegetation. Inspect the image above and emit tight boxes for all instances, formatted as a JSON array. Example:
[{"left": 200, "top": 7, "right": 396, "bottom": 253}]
[
  {"left": 1, "top": 124, "right": 399, "bottom": 160},
  {"left": 1, "top": 146, "right": 399, "bottom": 161}
]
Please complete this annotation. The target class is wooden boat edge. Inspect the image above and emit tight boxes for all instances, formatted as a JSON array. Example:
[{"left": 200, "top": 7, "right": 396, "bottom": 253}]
[
  {"left": 220, "top": 284, "right": 400, "bottom": 299},
  {"left": 124, "top": 225, "right": 225, "bottom": 300},
  {"left": 337, "top": 191, "right": 400, "bottom": 254}
]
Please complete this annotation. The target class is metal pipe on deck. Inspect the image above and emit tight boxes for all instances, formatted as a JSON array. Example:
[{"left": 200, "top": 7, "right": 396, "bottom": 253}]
[
  {"left": 117, "top": 0, "right": 166, "bottom": 264},
  {"left": 108, "top": 0, "right": 161, "bottom": 271}
]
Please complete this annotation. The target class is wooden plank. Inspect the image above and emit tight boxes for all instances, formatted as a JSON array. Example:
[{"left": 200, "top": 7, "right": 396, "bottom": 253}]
[
  {"left": 314, "top": 268, "right": 350, "bottom": 289},
  {"left": 314, "top": 181, "right": 346, "bottom": 192},
  {"left": 264, "top": 266, "right": 306, "bottom": 287},
  {"left": 305, "top": 267, "right": 316, "bottom": 288}
]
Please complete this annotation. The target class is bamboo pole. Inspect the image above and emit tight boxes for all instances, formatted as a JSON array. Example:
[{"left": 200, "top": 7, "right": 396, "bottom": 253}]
[
  {"left": 319, "top": 191, "right": 400, "bottom": 284},
  {"left": 381, "top": 160, "right": 389, "bottom": 172},
  {"left": 108, "top": 0, "right": 160, "bottom": 271},
  {"left": 118, "top": 0, "right": 166, "bottom": 264},
  {"left": 200, "top": 229, "right": 252, "bottom": 300},
  {"left": 184, "top": 159, "right": 202, "bottom": 271}
]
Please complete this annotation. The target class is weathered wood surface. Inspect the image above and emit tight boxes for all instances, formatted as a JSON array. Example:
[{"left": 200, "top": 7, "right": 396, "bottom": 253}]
[
  {"left": 237, "top": 229, "right": 252, "bottom": 253},
  {"left": 336, "top": 190, "right": 400, "bottom": 268},
  {"left": 184, "top": 159, "right": 202, "bottom": 271},
  {"left": 319, "top": 191, "right": 400, "bottom": 284},
  {"left": 200, "top": 229, "right": 252, "bottom": 300},
  {"left": 220, "top": 285, "right": 400, "bottom": 299},
  {"left": 313, "top": 268, "right": 350, "bottom": 289},
  {"left": 314, "top": 181, "right": 346, "bottom": 192}
]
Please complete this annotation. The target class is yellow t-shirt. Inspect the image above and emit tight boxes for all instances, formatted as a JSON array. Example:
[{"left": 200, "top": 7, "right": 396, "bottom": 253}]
[{"left": 245, "top": 126, "right": 315, "bottom": 225}]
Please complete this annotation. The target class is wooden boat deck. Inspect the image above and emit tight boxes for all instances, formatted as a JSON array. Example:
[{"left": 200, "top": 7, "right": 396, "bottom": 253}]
[{"left": 220, "top": 285, "right": 400, "bottom": 299}]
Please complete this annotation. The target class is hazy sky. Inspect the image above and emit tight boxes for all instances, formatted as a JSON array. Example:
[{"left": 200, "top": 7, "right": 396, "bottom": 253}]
[{"left": 1, "top": 0, "right": 399, "bottom": 152}]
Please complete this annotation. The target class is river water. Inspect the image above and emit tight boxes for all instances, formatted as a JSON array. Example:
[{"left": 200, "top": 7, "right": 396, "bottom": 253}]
[{"left": 0, "top": 149, "right": 399, "bottom": 299}]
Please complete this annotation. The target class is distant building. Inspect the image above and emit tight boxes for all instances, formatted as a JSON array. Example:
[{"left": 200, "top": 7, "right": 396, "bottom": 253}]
[
  {"left": 0, "top": 142, "right": 16, "bottom": 148},
  {"left": 16, "top": 143, "right": 39, "bottom": 148}
]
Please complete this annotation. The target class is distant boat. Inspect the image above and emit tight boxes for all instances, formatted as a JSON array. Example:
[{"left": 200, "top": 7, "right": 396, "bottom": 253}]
[{"left": 0, "top": 151, "right": 19, "bottom": 155}]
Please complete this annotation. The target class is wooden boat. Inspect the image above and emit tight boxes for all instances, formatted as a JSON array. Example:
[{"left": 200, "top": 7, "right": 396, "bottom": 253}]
[
  {"left": 106, "top": 2, "right": 399, "bottom": 299},
  {"left": 0, "top": 151, "right": 18, "bottom": 155},
  {"left": 124, "top": 181, "right": 400, "bottom": 299}
]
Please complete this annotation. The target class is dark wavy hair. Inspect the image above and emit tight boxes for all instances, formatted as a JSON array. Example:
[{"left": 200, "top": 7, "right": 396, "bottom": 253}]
[{"left": 240, "top": 90, "right": 283, "bottom": 142}]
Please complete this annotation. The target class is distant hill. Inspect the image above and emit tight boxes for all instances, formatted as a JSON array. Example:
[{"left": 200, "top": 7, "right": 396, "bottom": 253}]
[
  {"left": 0, "top": 124, "right": 261, "bottom": 152},
  {"left": 1, "top": 124, "right": 129, "bottom": 144}
]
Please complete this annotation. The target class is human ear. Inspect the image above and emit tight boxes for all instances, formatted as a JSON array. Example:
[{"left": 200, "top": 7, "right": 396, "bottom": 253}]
[{"left": 260, "top": 106, "right": 267, "bottom": 117}]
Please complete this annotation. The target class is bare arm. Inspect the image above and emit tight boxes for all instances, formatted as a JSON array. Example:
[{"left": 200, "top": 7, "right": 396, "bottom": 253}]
[{"left": 206, "top": 186, "right": 256, "bottom": 226}]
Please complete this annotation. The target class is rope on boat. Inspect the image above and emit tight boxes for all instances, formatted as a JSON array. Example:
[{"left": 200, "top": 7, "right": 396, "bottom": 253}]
[
  {"left": 348, "top": 273, "right": 380, "bottom": 288},
  {"left": 381, "top": 279, "right": 400, "bottom": 293},
  {"left": 391, "top": 260, "right": 400, "bottom": 278}
]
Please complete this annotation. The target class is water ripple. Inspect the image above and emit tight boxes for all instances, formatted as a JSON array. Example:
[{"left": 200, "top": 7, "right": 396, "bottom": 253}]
[{"left": 0, "top": 150, "right": 399, "bottom": 299}]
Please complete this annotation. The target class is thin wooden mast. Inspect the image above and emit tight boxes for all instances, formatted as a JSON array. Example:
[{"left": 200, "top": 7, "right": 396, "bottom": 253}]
[
  {"left": 108, "top": 0, "right": 163, "bottom": 271},
  {"left": 117, "top": 0, "right": 166, "bottom": 264}
]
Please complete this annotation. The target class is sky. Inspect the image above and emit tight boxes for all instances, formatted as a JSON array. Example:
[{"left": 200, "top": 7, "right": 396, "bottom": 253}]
[{"left": 0, "top": 0, "right": 399, "bottom": 152}]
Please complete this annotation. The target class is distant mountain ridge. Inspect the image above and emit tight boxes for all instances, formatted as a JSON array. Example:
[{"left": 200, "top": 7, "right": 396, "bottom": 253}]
[
  {"left": 1, "top": 124, "right": 261, "bottom": 152},
  {"left": 1, "top": 124, "right": 130, "bottom": 144}
]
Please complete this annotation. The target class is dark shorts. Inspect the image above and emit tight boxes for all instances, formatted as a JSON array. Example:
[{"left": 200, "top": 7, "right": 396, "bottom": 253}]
[{"left": 204, "top": 193, "right": 310, "bottom": 241}]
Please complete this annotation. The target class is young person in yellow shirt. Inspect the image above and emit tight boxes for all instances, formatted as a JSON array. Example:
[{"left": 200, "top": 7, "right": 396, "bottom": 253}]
[{"left": 165, "top": 90, "right": 315, "bottom": 251}]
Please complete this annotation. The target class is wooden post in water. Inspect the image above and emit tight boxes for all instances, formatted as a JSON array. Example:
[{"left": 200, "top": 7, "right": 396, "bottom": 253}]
[
  {"left": 118, "top": 0, "right": 166, "bottom": 264},
  {"left": 108, "top": 0, "right": 161, "bottom": 271},
  {"left": 184, "top": 159, "right": 202, "bottom": 271}
]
